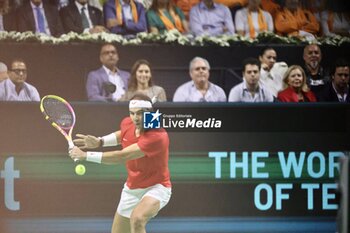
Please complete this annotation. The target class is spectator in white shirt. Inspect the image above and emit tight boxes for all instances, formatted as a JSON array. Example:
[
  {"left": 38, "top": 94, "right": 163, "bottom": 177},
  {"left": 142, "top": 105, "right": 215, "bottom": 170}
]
[
  {"left": 259, "top": 47, "right": 288, "bottom": 97},
  {"left": 0, "top": 62, "right": 9, "bottom": 82},
  {"left": 228, "top": 57, "right": 274, "bottom": 102},
  {"left": 235, "top": 0, "right": 273, "bottom": 38},
  {"left": 173, "top": 57, "right": 227, "bottom": 102},
  {"left": 0, "top": 59, "right": 40, "bottom": 101}
]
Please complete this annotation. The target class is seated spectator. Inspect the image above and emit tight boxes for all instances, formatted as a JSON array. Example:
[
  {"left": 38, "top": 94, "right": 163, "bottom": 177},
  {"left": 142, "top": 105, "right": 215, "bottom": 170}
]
[
  {"left": 228, "top": 57, "right": 274, "bottom": 102},
  {"left": 104, "top": 0, "right": 147, "bottom": 35},
  {"left": 16, "top": 0, "right": 64, "bottom": 37},
  {"left": 86, "top": 43, "right": 130, "bottom": 102},
  {"left": 320, "top": 0, "right": 350, "bottom": 37},
  {"left": 235, "top": 0, "right": 273, "bottom": 38},
  {"left": 48, "top": 0, "right": 69, "bottom": 8},
  {"left": 0, "top": 59, "right": 40, "bottom": 101},
  {"left": 214, "top": 0, "right": 247, "bottom": 21},
  {"left": 275, "top": 0, "right": 319, "bottom": 39},
  {"left": 259, "top": 47, "right": 288, "bottom": 97},
  {"left": 173, "top": 57, "right": 226, "bottom": 102},
  {"left": 189, "top": 0, "right": 235, "bottom": 36},
  {"left": 174, "top": 0, "right": 200, "bottom": 19},
  {"left": 317, "top": 58, "right": 349, "bottom": 102},
  {"left": 0, "top": 0, "right": 17, "bottom": 31},
  {"left": 277, "top": 65, "right": 317, "bottom": 102},
  {"left": 300, "top": 0, "right": 326, "bottom": 22},
  {"left": 147, "top": 0, "right": 189, "bottom": 34},
  {"left": 89, "top": 0, "right": 104, "bottom": 11},
  {"left": 9, "top": 0, "right": 23, "bottom": 9},
  {"left": 260, "top": 0, "right": 281, "bottom": 18},
  {"left": 0, "top": 62, "right": 8, "bottom": 82},
  {"left": 60, "top": 0, "right": 107, "bottom": 34},
  {"left": 303, "top": 43, "right": 330, "bottom": 95},
  {"left": 135, "top": 0, "right": 153, "bottom": 10},
  {"left": 214, "top": 0, "right": 247, "bottom": 9},
  {"left": 120, "top": 59, "right": 167, "bottom": 101}
]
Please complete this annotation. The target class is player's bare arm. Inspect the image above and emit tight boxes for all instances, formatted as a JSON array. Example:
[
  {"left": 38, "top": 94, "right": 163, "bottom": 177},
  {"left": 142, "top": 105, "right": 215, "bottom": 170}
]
[
  {"left": 70, "top": 143, "right": 145, "bottom": 165},
  {"left": 73, "top": 131, "right": 121, "bottom": 149}
]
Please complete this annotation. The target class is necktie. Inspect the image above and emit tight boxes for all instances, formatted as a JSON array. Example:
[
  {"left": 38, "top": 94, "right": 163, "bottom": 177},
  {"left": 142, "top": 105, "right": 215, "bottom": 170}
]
[
  {"left": 35, "top": 7, "right": 45, "bottom": 33},
  {"left": 81, "top": 7, "right": 90, "bottom": 29}
]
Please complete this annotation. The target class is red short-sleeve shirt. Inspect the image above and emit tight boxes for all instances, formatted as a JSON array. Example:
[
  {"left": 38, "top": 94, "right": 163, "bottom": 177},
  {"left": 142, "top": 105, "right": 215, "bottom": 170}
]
[{"left": 120, "top": 117, "right": 171, "bottom": 189}]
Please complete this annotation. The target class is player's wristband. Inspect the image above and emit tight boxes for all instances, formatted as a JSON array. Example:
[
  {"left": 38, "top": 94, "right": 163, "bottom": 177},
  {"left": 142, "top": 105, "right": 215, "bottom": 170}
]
[
  {"left": 86, "top": 151, "right": 103, "bottom": 164},
  {"left": 100, "top": 133, "right": 118, "bottom": 147}
]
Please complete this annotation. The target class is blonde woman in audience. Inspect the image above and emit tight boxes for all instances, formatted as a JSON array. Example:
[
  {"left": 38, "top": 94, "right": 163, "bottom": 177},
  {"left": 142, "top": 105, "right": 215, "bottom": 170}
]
[
  {"left": 235, "top": 0, "right": 274, "bottom": 38},
  {"left": 277, "top": 65, "right": 317, "bottom": 102},
  {"left": 120, "top": 59, "right": 167, "bottom": 102},
  {"left": 147, "top": 0, "right": 189, "bottom": 34}
]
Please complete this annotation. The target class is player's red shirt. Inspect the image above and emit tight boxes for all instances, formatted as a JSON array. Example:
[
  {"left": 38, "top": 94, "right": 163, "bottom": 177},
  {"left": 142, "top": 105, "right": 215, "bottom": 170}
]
[{"left": 120, "top": 117, "right": 171, "bottom": 189}]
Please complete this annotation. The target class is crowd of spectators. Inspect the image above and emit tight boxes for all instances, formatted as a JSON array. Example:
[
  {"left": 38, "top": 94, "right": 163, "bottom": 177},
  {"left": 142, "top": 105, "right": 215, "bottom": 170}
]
[
  {"left": 0, "top": 43, "right": 348, "bottom": 103},
  {"left": 0, "top": 0, "right": 348, "bottom": 103},
  {"left": 0, "top": 0, "right": 349, "bottom": 38}
]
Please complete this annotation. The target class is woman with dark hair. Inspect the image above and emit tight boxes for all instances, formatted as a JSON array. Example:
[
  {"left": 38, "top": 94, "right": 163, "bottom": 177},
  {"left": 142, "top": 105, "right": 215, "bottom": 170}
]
[
  {"left": 120, "top": 59, "right": 167, "bottom": 102},
  {"left": 277, "top": 65, "right": 317, "bottom": 102},
  {"left": 146, "top": 0, "right": 189, "bottom": 34},
  {"left": 259, "top": 47, "right": 288, "bottom": 97}
]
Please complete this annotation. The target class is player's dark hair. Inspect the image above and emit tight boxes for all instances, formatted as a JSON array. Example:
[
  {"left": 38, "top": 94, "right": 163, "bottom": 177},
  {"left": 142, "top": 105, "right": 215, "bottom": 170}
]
[
  {"left": 130, "top": 92, "right": 154, "bottom": 132},
  {"left": 330, "top": 58, "right": 349, "bottom": 76},
  {"left": 242, "top": 57, "right": 261, "bottom": 71}
]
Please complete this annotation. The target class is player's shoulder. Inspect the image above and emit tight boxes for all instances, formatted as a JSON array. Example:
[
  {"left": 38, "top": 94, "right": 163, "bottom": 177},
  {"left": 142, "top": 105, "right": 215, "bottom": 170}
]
[
  {"left": 121, "top": 117, "right": 133, "bottom": 126},
  {"left": 145, "top": 127, "right": 168, "bottom": 139}
]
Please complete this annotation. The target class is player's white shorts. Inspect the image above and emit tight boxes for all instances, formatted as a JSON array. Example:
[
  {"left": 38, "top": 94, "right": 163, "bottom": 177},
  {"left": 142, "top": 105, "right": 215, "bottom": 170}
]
[{"left": 117, "top": 183, "right": 172, "bottom": 218}]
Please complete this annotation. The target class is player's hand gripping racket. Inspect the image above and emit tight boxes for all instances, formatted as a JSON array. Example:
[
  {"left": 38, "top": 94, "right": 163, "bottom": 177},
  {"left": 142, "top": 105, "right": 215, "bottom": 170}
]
[{"left": 40, "top": 95, "right": 78, "bottom": 162}]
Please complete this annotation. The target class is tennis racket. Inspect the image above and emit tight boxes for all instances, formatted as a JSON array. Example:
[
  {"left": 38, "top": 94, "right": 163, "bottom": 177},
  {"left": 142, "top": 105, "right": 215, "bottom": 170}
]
[{"left": 40, "top": 95, "right": 77, "bottom": 161}]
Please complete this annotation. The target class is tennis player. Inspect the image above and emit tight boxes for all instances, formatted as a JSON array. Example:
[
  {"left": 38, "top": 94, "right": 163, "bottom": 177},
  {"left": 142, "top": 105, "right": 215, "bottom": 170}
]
[{"left": 69, "top": 93, "right": 171, "bottom": 233}]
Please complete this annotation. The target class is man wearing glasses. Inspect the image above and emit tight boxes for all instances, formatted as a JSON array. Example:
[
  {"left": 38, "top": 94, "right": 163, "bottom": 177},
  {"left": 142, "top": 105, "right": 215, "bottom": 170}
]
[
  {"left": 86, "top": 43, "right": 130, "bottom": 102},
  {"left": 0, "top": 59, "right": 40, "bottom": 101}
]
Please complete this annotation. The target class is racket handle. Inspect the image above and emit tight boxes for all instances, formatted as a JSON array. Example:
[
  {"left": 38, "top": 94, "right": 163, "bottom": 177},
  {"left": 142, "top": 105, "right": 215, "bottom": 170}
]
[
  {"left": 68, "top": 140, "right": 79, "bottom": 162},
  {"left": 68, "top": 140, "right": 74, "bottom": 150}
]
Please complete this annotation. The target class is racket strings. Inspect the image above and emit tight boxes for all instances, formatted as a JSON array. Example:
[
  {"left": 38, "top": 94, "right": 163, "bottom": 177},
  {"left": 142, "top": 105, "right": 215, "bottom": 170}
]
[{"left": 43, "top": 98, "right": 74, "bottom": 128}]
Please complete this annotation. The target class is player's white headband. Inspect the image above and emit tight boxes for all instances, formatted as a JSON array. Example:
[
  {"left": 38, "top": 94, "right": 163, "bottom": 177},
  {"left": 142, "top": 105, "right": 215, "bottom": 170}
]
[{"left": 129, "top": 100, "right": 152, "bottom": 109}]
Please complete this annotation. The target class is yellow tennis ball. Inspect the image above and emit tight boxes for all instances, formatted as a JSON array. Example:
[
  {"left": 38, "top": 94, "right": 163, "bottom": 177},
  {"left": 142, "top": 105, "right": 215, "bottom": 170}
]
[{"left": 75, "top": 164, "right": 86, "bottom": 176}]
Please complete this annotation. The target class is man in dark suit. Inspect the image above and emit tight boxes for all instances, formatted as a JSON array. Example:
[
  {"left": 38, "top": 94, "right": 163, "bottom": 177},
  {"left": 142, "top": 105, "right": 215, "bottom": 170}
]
[
  {"left": 86, "top": 43, "right": 130, "bottom": 102},
  {"left": 59, "top": 0, "right": 107, "bottom": 34},
  {"left": 317, "top": 59, "right": 350, "bottom": 102},
  {"left": 16, "top": 0, "right": 64, "bottom": 37}
]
